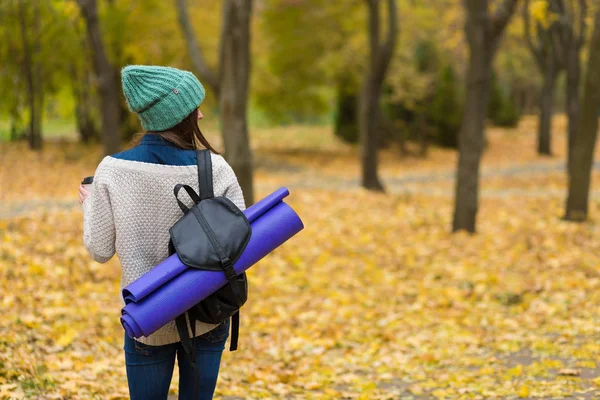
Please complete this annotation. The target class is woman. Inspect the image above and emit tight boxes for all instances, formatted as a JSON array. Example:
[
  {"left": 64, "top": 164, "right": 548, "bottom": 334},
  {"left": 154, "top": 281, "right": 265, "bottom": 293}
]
[{"left": 78, "top": 65, "right": 245, "bottom": 400}]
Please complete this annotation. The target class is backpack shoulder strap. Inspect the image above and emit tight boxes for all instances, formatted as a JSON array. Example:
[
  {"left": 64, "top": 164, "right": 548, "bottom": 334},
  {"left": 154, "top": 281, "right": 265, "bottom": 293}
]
[
  {"left": 175, "top": 312, "right": 200, "bottom": 399},
  {"left": 196, "top": 149, "right": 214, "bottom": 200},
  {"left": 230, "top": 311, "right": 240, "bottom": 351}
]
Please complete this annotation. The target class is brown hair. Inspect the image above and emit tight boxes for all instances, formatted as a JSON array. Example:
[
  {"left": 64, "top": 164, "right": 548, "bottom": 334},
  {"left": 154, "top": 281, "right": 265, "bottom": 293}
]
[{"left": 131, "top": 108, "right": 220, "bottom": 153}]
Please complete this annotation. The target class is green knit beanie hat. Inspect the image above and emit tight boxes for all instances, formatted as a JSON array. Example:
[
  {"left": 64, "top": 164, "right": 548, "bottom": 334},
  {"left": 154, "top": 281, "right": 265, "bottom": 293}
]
[{"left": 121, "top": 65, "right": 205, "bottom": 131}]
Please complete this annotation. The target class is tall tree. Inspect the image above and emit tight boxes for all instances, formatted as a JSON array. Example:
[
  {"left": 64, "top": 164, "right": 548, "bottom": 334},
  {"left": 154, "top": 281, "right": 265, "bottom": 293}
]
[
  {"left": 67, "top": 6, "right": 99, "bottom": 144},
  {"left": 360, "top": 0, "right": 398, "bottom": 191},
  {"left": 176, "top": 0, "right": 254, "bottom": 206},
  {"left": 564, "top": 9, "right": 600, "bottom": 221},
  {"left": 77, "top": 0, "right": 121, "bottom": 155},
  {"left": 17, "top": 0, "right": 43, "bottom": 150},
  {"left": 523, "top": 0, "right": 564, "bottom": 155},
  {"left": 220, "top": 0, "right": 254, "bottom": 206},
  {"left": 453, "top": 0, "right": 520, "bottom": 233},
  {"left": 558, "top": 0, "right": 587, "bottom": 177}
]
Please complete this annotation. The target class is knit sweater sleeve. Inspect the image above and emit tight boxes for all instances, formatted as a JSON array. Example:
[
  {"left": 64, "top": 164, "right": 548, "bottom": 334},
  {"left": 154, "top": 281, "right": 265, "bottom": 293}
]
[{"left": 82, "top": 158, "right": 116, "bottom": 263}]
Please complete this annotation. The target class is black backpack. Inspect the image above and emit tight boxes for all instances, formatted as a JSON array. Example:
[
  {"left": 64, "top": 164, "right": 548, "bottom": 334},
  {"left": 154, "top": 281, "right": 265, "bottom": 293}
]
[{"left": 167, "top": 149, "right": 251, "bottom": 395}]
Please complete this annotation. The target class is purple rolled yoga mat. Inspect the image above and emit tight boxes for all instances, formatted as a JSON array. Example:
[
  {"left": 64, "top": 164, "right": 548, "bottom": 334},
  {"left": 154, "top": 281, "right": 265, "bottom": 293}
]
[
  {"left": 123, "top": 255, "right": 187, "bottom": 305},
  {"left": 122, "top": 187, "right": 291, "bottom": 305},
  {"left": 243, "top": 186, "right": 290, "bottom": 223},
  {"left": 121, "top": 199, "right": 303, "bottom": 338}
]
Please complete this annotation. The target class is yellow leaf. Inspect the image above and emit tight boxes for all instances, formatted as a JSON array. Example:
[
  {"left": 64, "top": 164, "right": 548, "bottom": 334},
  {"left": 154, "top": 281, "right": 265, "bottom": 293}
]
[
  {"left": 28, "top": 263, "right": 45, "bottom": 276},
  {"left": 507, "top": 364, "right": 523, "bottom": 378},
  {"left": 56, "top": 327, "right": 78, "bottom": 347},
  {"left": 517, "top": 385, "right": 530, "bottom": 398},
  {"left": 360, "top": 381, "right": 377, "bottom": 392}
]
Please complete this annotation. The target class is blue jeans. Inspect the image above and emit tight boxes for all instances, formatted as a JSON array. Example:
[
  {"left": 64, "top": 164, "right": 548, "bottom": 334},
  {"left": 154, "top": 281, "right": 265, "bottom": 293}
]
[{"left": 123, "top": 320, "right": 229, "bottom": 400}]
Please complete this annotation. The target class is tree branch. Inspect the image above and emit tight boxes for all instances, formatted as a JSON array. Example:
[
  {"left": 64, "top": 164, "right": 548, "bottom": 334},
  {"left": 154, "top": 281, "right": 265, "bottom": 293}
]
[
  {"left": 549, "top": 0, "right": 570, "bottom": 54},
  {"left": 491, "top": 0, "right": 520, "bottom": 39},
  {"left": 175, "top": 0, "right": 220, "bottom": 96},
  {"left": 546, "top": 6, "right": 565, "bottom": 71},
  {"left": 375, "top": 0, "right": 397, "bottom": 79},
  {"left": 548, "top": 24, "right": 563, "bottom": 70},
  {"left": 576, "top": 0, "right": 587, "bottom": 49},
  {"left": 523, "top": 0, "right": 545, "bottom": 71}
]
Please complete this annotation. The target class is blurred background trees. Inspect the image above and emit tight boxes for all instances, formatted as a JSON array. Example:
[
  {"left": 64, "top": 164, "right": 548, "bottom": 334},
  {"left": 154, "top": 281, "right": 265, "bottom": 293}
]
[{"left": 1, "top": 0, "right": 599, "bottom": 231}]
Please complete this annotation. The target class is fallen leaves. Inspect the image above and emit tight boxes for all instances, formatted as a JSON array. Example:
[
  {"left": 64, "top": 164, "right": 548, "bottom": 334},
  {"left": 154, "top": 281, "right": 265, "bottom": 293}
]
[
  {"left": 558, "top": 368, "right": 582, "bottom": 377},
  {"left": 2, "top": 123, "right": 600, "bottom": 398},
  {"left": 3, "top": 188, "right": 598, "bottom": 399},
  {"left": 517, "top": 384, "right": 530, "bottom": 398}
]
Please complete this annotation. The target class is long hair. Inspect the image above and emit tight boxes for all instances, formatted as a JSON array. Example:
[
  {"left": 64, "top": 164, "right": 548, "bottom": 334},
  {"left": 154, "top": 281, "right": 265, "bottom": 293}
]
[{"left": 131, "top": 108, "right": 220, "bottom": 153}]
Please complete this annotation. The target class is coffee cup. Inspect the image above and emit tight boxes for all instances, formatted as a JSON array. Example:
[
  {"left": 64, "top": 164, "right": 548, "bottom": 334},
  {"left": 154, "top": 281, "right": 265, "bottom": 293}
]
[{"left": 81, "top": 176, "right": 94, "bottom": 194}]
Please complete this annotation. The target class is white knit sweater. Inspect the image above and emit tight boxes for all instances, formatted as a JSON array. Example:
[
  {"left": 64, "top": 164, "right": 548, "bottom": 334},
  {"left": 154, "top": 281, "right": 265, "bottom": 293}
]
[{"left": 82, "top": 154, "right": 246, "bottom": 346}]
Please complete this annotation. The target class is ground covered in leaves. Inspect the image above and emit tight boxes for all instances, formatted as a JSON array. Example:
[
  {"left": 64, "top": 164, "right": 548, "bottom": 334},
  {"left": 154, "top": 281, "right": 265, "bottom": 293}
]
[{"left": 1, "top": 117, "right": 600, "bottom": 399}]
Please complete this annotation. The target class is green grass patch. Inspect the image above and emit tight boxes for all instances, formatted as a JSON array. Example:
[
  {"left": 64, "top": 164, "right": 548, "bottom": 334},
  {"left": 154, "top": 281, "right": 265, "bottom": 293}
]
[{"left": 0, "top": 118, "right": 77, "bottom": 142}]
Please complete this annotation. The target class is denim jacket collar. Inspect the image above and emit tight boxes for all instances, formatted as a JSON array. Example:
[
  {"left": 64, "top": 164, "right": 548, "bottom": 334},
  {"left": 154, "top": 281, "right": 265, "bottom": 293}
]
[{"left": 140, "top": 133, "right": 175, "bottom": 147}]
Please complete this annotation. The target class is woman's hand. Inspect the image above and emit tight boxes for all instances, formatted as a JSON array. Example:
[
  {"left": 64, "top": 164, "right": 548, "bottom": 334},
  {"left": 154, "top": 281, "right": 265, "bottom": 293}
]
[{"left": 79, "top": 184, "right": 91, "bottom": 205}]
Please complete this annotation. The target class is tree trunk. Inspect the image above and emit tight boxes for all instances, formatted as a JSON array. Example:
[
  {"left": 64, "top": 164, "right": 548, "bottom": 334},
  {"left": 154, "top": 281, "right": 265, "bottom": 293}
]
[
  {"left": 72, "top": 65, "right": 98, "bottom": 144},
  {"left": 538, "top": 66, "right": 557, "bottom": 155},
  {"left": 453, "top": 50, "right": 493, "bottom": 233},
  {"left": 32, "top": 1, "right": 43, "bottom": 150},
  {"left": 77, "top": 0, "right": 121, "bottom": 155},
  {"left": 360, "top": 77, "right": 384, "bottom": 190},
  {"left": 452, "top": 0, "right": 519, "bottom": 233},
  {"left": 418, "top": 117, "right": 429, "bottom": 157},
  {"left": 565, "top": 44, "right": 582, "bottom": 176},
  {"left": 334, "top": 73, "right": 360, "bottom": 144},
  {"left": 219, "top": 0, "right": 254, "bottom": 206},
  {"left": 523, "top": 0, "right": 563, "bottom": 156},
  {"left": 70, "top": 8, "right": 98, "bottom": 144},
  {"left": 360, "top": 0, "right": 398, "bottom": 192},
  {"left": 177, "top": 0, "right": 255, "bottom": 203},
  {"left": 564, "top": 11, "right": 600, "bottom": 221},
  {"left": 18, "top": 0, "right": 43, "bottom": 151},
  {"left": 563, "top": 0, "right": 588, "bottom": 177}
]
